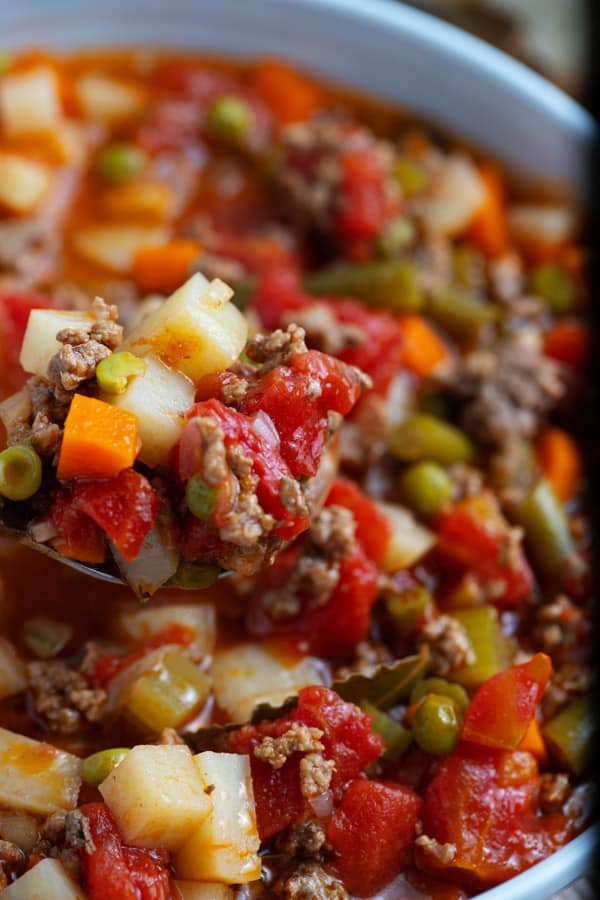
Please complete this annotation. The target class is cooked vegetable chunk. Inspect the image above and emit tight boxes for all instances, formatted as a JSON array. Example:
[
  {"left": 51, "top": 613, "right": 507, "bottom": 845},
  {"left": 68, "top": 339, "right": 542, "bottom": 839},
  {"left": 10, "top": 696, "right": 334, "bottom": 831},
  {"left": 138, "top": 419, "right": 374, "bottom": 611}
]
[
  {"left": 0, "top": 858, "right": 85, "bottom": 900},
  {"left": 123, "top": 273, "right": 248, "bottom": 381},
  {"left": 0, "top": 728, "right": 82, "bottom": 815},
  {"left": 99, "top": 743, "right": 211, "bottom": 851},
  {"left": 175, "top": 752, "right": 261, "bottom": 884}
]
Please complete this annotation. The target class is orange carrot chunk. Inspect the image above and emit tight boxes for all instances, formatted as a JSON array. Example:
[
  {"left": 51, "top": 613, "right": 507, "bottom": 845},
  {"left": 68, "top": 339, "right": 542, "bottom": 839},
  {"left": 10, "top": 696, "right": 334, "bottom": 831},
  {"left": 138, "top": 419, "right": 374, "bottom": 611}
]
[
  {"left": 536, "top": 427, "right": 582, "bottom": 503},
  {"left": 400, "top": 314, "right": 450, "bottom": 378},
  {"left": 57, "top": 394, "right": 140, "bottom": 481},
  {"left": 253, "top": 59, "right": 322, "bottom": 125},
  {"left": 463, "top": 163, "right": 507, "bottom": 257},
  {"left": 517, "top": 716, "right": 547, "bottom": 762},
  {"left": 132, "top": 239, "right": 201, "bottom": 294}
]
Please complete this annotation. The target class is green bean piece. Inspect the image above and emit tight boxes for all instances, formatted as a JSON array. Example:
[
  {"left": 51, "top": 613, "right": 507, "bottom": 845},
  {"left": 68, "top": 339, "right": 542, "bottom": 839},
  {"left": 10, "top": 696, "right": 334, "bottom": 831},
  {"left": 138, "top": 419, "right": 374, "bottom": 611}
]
[
  {"left": 97, "top": 143, "right": 148, "bottom": 183},
  {"left": 543, "top": 697, "right": 592, "bottom": 776},
  {"left": 185, "top": 475, "right": 218, "bottom": 522},
  {"left": 427, "top": 286, "right": 496, "bottom": 340},
  {"left": 0, "top": 52, "right": 11, "bottom": 75},
  {"left": 378, "top": 217, "right": 415, "bottom": 258},
  {"left": 361, "top": 701, "right": 412, "bottom": 761},
  {"left": 389, "top": 414, "right": 475, "bottom": 466},
  {"left": 96, "top": 351, "right": 147, "bottom": 395},
  {"left": 23, "top": 619, "right": 72, "bottom": 659},
  {"left": 172, "top": 561, "right": 222, "bottom": 590},
  {"left": 207, "top": 95, "right": 253, "bottom": 143},
  {"left": 385, "top": 585, "right": 432, "bottom": 634},
  {"left": 410, "top": 677, "right": 469, "bottom": 714},
  {"left": 530, "top": 264, "right": 575, "bottom": 315},
  {"left": 512, "top": 478, "right": 574, "bottom": 582},
  {"left": 305, "top": 260, "right": 423, "bottom": 313},
  {"left": 411, "top": 693, "right": 460, "bottom": 755},
  {"left": 394, "top": 157, "right": 428, "bottom": 196},
  {"left": 126, "top": 650, "right": 211, "bottom": 734},
  {"left": 0, "top": 445, "right": 42, "bottom": 501},
  {"left": 399, "top": 461, "right": 452, "bottom": 518},
  {"left": 450, "top": 606, "right": 511, "bottom": 689},
  {"left": 83, "top": 748, "right": 130, "bottom": 787}
]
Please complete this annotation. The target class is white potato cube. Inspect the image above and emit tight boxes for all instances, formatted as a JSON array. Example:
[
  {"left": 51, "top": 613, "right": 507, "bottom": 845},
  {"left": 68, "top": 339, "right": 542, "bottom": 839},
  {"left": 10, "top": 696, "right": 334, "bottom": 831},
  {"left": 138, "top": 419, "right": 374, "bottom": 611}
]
[
  {"left": 378, "top": 501, "right": 436, "bottom": 571},
  {"left": 420, "top": 155, "right": 485, "bottom": 235},
  {"left": 0, "top": 858, "right": 85, "bottom": 900},
  {"left": 123, "top": 273, "right": 247, "bottom": 382},
  {"left": 75, "top": 73, "right": 146, "bottom": 122},
  {"left": 508, "top": 204, "right": 576, "bottom": 246},
  {"left": 173, "top": 883, "right": 234, "bottom": 900},
  {"left": 19, "top": 309, "right": 95, "bottom": 377},
  {"left": 0, "top": 67, "right": 62, "bottom": 137},
  {"left": 117, "top": 602, "right": 216, "bottom": 659},
  {"left": 99, "top": 744, "right": 211, "bottom": 851},
  {"left": 211, "top": 643, "right": 327, "bottom": 723},
  {"left": 0, "top": 728, "right": 81, "bottom": 815},
  {"left": 0, "top": 153, "right": 51, "bottom": 213},
  {"left": 72, "top": 224, "right": 169, "bottom": 273},
  {"left": 0, "top": 639, "right": 26, "bottom": 701},
  {"left": 105, "top": 354, "right": 194, "bottom": 467},
  {"left": 176, "top": 753, "right": 260, "bottom": 884}
]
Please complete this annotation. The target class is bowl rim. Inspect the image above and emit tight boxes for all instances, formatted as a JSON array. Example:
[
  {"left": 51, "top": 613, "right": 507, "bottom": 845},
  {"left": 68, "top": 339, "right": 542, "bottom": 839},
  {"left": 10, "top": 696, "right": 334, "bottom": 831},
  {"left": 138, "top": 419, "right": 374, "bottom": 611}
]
[{"left": 293, "top": 0, "right": 595, "bottom": 140}]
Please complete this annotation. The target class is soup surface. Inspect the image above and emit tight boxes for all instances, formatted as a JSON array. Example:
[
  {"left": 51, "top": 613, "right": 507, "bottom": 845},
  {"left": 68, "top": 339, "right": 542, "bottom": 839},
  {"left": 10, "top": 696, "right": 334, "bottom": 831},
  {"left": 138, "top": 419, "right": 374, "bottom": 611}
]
[{"left": 0, "top": 50, "right": 592, "bottom": 900}]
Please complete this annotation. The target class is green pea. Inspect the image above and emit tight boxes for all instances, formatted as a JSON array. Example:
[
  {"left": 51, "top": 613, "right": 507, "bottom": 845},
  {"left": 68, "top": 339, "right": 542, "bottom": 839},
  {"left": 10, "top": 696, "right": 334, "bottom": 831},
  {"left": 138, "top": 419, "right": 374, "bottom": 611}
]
[
  {"left": 400, "top": 461, "right": 452, "bottom": 518},
  {"left": 412, "top": 693, "right": 460, "bottom": 755},
  {"left": 185, "top": 475, "right": 218, "bottom": 522},
  {"left": 530, "top": 264, "right": 575, "bottom": 315},
  {"left": 172, "top": 561, "right": 221, "bottom": 590},
  {"left": 207, "top": 96, "right": 253, "bottom": 143},
  {"left": 394, "top": 156, "right": 427, "bottom": 196},
  {"left": 410, "top": 678, "right": 469, "bottom": 714},
  {"left": 385, "top": 585, "right": 432, "bottom": 634},
  {"left": 0, "top": 445, "right": 42, "bottom": 501},
  {"left": 96, "top": 351, "right": 147, "bottom": 395},
  {"left": 390, "top": 414, "right": 475, "bottom": 466},
  {"left": 83, "top": 748, "right": 130, "bottom": 787},
  {"left": 378, "top": 217, "right": 415, "bottom": 258},
  {"left": 97, "top": 143, "right": 148, "bottom": 183}
]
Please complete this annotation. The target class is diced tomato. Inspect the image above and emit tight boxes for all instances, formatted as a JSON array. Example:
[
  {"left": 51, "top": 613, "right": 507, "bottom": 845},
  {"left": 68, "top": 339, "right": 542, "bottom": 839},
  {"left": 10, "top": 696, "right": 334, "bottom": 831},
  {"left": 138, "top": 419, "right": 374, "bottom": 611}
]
[
  {"left": 435, "top": 492, "right": 534, "bottom": 606},
  {"left": 0, "top": 292, "right": 55, "bottom": 393},
  {"left": 224, "top": 686, "right": 383, "bottom": 841},
  {"left": 81, "top": 803, "right": 171, "bottom": 900},
  {"left": 179, "top": 398, "right": 308, "bottom": 540},
  {"left": 461, "top": 653, "right": 551, "bottom": 751},
  {"left": 70, "top": 469, "right": 159, "bottom": 563},
  {"left": 335, "top": 148, "right": 394, "bottom": 248},
  {"left": 49, "top": 488, "right": 107, "bottom": 565},
  {"left": 242, "top": 349, "right": 363, "bottom": 478},
  {"left": 251, "top": 263, "right": 306, "bottom": 331},
  {"left": 250, "top": 543, "right": 379, "bottom": 658},
  {"left": 416, "top": 744, "right": 570, "bottom": 887},
  {"left": 544, "top": 320, "right": 589, "bottom": 372},
  {"left": 327, "top": 779, "right": 422, "bottom": 896},
  {"left": 326, "top": 477, "right": 392, "bottom": 566}
]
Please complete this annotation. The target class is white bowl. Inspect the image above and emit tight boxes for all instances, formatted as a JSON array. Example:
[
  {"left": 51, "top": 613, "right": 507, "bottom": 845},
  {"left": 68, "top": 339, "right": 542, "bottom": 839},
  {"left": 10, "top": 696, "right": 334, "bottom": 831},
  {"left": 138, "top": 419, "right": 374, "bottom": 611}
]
[{"left": 2, "top": 1, "right": 597, "bottom": 897}]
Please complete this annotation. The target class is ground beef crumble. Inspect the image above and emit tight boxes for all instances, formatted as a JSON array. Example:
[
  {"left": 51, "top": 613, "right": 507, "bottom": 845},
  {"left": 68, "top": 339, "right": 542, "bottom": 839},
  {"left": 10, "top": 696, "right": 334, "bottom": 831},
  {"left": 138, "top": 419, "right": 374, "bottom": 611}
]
[
  {"left": 275, "top": 861, "right": 349, "bottom": 900},
  {"left": 254, "top": 723, "right": 335, "bottom": 800},
  {"left": 541, "top": 664, "right": 591, "bottom": 720},
  {"left": 26, "top": 660, "right": 106, "bottom": 734},
  {"left": 0, "top": 840, "right": 25, "bottom": 889},
  {"left": 276, "top": 821, "right": 328, "bottom": 860},
  {"left": 261, "top": 505, "right": 356, "bottom": 620},
  {"left": 539, "top": 773, "right": 571, "bottom": 814},
  {"left": 444, "top": 340, "right": 564, "bottom": 451},
  {"left": 282, "top": 305, "right": 364, "bottom": 356},
  {"left": 245, "top": 323, "right": 308, "bottom": 370},
  {"left": 420, "top": 614, "right": 475, "bottom": 676}
]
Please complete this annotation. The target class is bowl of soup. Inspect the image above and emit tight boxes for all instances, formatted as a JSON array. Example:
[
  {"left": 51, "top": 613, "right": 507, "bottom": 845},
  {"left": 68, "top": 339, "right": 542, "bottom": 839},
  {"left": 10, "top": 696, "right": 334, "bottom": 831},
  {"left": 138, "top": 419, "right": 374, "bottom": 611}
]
[{"left": 0, "top": 2, "right": 595, "bottom": 899}]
